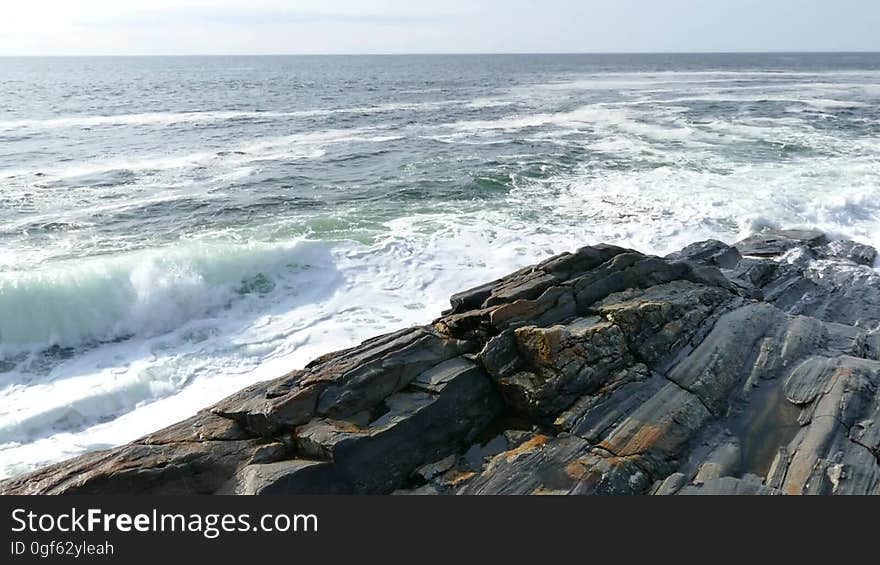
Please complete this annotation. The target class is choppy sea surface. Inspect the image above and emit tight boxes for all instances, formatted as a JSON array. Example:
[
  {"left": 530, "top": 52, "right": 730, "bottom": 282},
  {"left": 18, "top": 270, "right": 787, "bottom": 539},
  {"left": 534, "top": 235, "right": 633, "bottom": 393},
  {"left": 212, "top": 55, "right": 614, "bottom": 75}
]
[{"left": 1, "top": 53, "right": 879, "bottom": 478}]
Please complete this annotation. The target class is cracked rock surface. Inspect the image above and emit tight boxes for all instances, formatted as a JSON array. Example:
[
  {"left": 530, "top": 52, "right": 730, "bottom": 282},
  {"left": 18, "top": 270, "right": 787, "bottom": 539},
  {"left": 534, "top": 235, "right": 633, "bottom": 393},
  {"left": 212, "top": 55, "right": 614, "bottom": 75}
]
[{"left": 3, "top": 229, "right": 879, "bottom": 495}]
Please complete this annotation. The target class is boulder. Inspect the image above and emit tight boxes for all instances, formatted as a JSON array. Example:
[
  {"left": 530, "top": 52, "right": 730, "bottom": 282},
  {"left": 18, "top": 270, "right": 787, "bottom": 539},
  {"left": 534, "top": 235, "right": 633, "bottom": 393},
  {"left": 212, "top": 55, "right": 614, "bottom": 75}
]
[{"left": 735, "top": 228, "right": 828, "bottom": 257}]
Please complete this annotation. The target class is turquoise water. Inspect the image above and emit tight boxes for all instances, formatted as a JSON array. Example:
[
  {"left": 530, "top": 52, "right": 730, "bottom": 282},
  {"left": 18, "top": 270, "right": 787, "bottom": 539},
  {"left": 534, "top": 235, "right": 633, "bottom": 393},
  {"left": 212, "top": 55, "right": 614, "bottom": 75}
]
[{"left": 1, "top": 53, "right": 879, "bottom": 477}]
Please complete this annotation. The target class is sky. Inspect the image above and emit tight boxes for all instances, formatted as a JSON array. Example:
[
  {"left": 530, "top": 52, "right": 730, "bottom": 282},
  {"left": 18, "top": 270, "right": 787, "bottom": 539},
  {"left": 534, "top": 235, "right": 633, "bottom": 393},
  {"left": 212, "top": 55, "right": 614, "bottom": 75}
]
[{"left": 1, "top": 0, "right": 879, "bottom": 56}]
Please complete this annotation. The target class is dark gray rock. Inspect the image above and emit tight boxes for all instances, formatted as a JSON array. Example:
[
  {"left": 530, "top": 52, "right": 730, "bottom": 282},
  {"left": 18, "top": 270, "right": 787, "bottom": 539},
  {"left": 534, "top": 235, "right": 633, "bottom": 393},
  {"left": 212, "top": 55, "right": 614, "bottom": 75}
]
[
  {"left": 677, "top": 475, "right": 780, "bottom": 495},
  {"left": 484, "top": 317, "right": 632, "bottom": 418},
  {"left": 816, "top": 240, "right": 878, "bottom": 267},
  {"left": 777, "top": 356, "right": 880, "bottom": 495},
  {"left": 458, "top": 434, "right": 652, "bottom": 495},
  {"left": 727, "top": 257, "right": 779, "bottom": 290},
  {"left": 666, "top": 239, "right": 742, "bottom": 269},
  {"left": 223, "top": 460, "right": 345, "bottom": 495},
  {"left": 291, "top": 358, "right": 502, "bottom": 493},
  {"left": 653, "top": 472, "right": 688, "bottom": 495},
  {"left": 0, "top": 412, "right": 287, "bottom": 495},
  {"left": 866, "top": 331, "right": 880, "bottom": 360},
  {"left": 760, "top": 251, "right": 880, "bottom": 328},
  {"left": 735, "top": 228, "right": 828, "bottom": 257}
]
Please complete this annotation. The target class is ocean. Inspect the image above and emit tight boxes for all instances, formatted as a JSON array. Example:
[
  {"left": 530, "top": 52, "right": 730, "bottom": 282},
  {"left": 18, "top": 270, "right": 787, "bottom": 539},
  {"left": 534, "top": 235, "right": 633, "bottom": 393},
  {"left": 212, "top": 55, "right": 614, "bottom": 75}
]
[{"left": 1, "top": 53, "right": 879, "bottom": 478}]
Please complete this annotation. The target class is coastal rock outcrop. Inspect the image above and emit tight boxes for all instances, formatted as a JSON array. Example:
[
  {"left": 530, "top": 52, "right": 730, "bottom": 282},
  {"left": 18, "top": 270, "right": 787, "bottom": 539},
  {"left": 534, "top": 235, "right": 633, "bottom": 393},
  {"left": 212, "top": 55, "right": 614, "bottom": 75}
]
[{"left": 3, "top": 229, "right": 879, "bottom": 495}]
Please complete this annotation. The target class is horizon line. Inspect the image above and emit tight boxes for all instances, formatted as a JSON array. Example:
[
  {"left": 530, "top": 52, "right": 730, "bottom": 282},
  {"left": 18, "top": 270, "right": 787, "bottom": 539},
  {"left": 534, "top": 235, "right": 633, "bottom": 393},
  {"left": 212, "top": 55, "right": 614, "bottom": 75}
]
[{"left": 2, "top": 49, "right": 880, "bottom": 58}]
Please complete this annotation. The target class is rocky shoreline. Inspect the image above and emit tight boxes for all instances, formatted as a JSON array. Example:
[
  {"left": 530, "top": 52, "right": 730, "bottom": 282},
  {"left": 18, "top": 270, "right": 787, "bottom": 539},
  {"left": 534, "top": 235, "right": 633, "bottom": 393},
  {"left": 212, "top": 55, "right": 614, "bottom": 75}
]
[{"left": 3, "top": 229, "right": 879, "bottom": 495}]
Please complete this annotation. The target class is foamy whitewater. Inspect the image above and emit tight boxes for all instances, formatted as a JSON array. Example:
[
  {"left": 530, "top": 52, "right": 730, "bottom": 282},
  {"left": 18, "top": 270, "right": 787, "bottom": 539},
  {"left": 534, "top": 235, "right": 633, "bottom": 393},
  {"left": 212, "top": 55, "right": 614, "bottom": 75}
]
[{"left": 1, "top": 54, "right": 879, "bottom": 478}]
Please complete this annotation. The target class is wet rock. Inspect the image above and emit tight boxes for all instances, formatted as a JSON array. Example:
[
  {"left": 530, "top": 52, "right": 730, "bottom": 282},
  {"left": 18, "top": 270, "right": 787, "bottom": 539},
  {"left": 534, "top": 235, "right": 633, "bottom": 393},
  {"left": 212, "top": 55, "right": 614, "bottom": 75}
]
[
  {"left": 314, "top": 330, "right": 477, "bottom": 419},
  {"left": 865, "top": 331, "right": 880, "bottom": 360},
  {"left": 735, "top": 228, "right": 828, "bottom": 257},
  {"left": 693, "top": 440, "right": 741, "bottom": 484},
  {"left": 447, "top": 244, "right": 628, "bottom": 316},
  {"left": 816, "top": 240, "right": 877, "bottom": 267},
  {"left": 486, "top": 318, "right": 632, "bottom": 418},
  {"left": 458, "top": 434, "right": 651, "bottom": 495},
  {"left": 666, "top": 303, "right": 788, "bottom": 414},
  {"left": 595, "top": 281, "right": 735, "bottom": 369},
  {"left": 569, "top": 253, "right": 734, "bottom": 311},
  {"left": 666, "top": 239, "right": 742, "bottom": 269},
  {"left": 292, "top": 359, "right": 503, "bottom": 493},
  {"left": 596, "top": 383, "right": 713, "bottom": 477},
  {"left": 555, "top": 364, "right": 658, "bottom": 442},
  {"left": 4, "top": 232, "right": 879, "bottom": 496},
  {"left": 0, "top": 437, "right": 284, "bottom": 495},
  {"left": 223, "top": 460, "right": 345, "bottom": 495},
  {"left": 653, "top": 472, "right": 688, "bottom": 495},
  {"left": 677, "top": 475, "right": 779, "bottom": 495},
  {"left": 727, "top": 257, "right": 779, "bottom": 290},
  {"left": 414, "top": 455, "right": 457, "bottom": 482},
  {"left": 762, "top": 254, "right": 880, "bottom": 328},
  {"left": 778, "top": 356, "right": 880, "bottom": 495},
  {"left": 0, "top": 410, "right": 288, "bottom": 495}
]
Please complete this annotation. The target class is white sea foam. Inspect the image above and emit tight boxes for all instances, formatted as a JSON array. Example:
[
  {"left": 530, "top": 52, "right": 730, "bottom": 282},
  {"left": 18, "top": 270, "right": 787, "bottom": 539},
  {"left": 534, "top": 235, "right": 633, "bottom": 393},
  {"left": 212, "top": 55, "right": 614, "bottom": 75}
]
[
  {"left": 629, "top": 94, "right": 869, "bottom": 110},
  {"left": 0, "top": 238, "right": 342, "bottom": 459},
  {"left": 0, "top": 111, "right": 266, "bottom": 131},
  {"left": 447, "top": 104, "right": 697, "bottom": 143},
  {"left": 0, "top": 127, "right": 396, "bottom": 181},
  {"left": 0, "top": 100, "right": 466, "bottom": 133},
  {"left": 0, "top": 240, "right": 333, "bottom": 353}
]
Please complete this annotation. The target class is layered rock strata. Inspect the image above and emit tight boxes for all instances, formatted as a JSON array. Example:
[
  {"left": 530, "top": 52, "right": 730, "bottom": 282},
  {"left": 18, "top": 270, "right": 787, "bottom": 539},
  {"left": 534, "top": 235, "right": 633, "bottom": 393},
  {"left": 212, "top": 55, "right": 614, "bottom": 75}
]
[{"left": 3, "top": 229, "right": 878, "bottom": 495}]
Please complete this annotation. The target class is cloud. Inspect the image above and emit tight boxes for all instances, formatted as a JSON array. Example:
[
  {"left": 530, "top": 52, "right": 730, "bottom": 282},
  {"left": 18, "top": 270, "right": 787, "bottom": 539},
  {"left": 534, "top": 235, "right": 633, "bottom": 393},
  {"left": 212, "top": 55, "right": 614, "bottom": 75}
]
[{"left": 82, "top": 8, "right": 455, "bottom": 28}]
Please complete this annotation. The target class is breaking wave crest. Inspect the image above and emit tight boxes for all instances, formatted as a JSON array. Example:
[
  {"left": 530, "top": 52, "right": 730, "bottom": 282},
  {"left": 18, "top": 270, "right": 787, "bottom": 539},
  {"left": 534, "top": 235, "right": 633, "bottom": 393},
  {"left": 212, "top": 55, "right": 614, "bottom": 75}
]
[{"left": 0, "top": 239, "right": 334, "bottom": 356}]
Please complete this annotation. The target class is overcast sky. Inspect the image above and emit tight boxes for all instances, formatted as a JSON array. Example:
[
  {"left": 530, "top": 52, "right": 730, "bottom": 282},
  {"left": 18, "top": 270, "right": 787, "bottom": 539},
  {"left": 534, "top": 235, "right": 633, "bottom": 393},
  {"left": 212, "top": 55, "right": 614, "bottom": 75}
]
[{"left": 2, "top": 0, "right": 879, "bottom": 56}]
